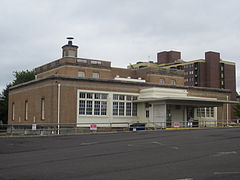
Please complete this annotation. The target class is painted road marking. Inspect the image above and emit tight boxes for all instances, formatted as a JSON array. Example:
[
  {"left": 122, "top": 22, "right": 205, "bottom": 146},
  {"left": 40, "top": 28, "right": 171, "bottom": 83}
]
[
  {"left": 214, "top": 172, "right": 240, "bottom": 175},
  {"left": 151, "top": 141, "right": 164, "bottom": 145},
  {"left": 214, "top": 151, "right": 237, "bottom": 157},
  {"left": 151, "top": 141, "right": 179, "bottom": 150},
  {"left": 80, "top": 142, "right": 98, "bottom": 146}
]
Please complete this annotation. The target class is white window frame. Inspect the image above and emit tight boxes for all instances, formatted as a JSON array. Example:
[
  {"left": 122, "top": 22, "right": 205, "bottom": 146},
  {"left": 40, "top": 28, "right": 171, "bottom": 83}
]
[
  {"left": 196, "top": 107, "right": 215, "bottom": 118},
  {"left": 112, "top": 94, "right": 138, "bottom": 117},
  {"left": 78, "top": 92, "right": 108, "bottom": 116}
]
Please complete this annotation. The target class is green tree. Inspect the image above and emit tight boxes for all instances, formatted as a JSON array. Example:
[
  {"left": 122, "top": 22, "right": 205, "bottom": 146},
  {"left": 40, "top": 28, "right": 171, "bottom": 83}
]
[{"left": 0, "top": 70, "right": 35, "bottom": 124}]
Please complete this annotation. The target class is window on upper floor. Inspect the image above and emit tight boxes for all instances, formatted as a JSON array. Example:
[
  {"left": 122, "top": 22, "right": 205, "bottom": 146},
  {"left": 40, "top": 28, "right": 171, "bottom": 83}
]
[
  {"left": 92, "top": 73, "right": 100, "bottom": 78},
  {"left": 159, "top": 79, "right": 165, "bottom": 84},
  {"left": 77, "top": 59, "right": 87, "bottom": 63},
  {"left": 171, "top": 80, "right": 176, "bottom": 85},
  {"left": 78, "top": 71, "right": 85, "bottom": 78},
  {"left": 91, "top": 60, "right": 101, "bottom": 65}
]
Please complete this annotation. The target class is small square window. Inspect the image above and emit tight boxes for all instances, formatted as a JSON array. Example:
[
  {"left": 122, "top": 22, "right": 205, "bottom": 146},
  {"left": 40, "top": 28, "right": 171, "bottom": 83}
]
[
  {"left": 92, "top": 73, "right": 99, "bottom": 78},
  {"left": 126, "top": 95, "right": 132, "bottom": 101},
  {"left": 91, "top": 61, "right": 101, "bottom": 65},
  {"left": 77, "top": 59, "right": 87, "bottom": 63},
  {"left": 79, "top": 92, "right": 85, "bottom": 99},
  {"left": 119, "top": 95, "right": 125, "bottom": 100},
  {"left": 78, "top": 71, "right": 85, "bottom": 77},
  {"left": 160, "top": 79, "right": 165, "bottom": 84},
  {"left": 113, "top": 94, "right": 118, "bottom": 100},
  {"left": 171, "top": 80, "right": 176, "bottom": 85}
]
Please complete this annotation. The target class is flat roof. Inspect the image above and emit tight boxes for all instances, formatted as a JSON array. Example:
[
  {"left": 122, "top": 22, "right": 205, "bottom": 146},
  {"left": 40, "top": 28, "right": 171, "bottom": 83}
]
[{"left": 9, "top": 74, "right": 232, "bottom": 94}]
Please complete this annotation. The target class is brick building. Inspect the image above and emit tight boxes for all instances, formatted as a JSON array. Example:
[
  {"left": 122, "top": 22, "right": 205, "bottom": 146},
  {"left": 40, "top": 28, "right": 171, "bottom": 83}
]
[
  {"left": 130, "top": 50, "right": 237, "bottom": 119},
  {"left": 131, "top": 51, "right": 236, "bottom": 95},
  {"left": 8, "top": 39, "right": 237, "bottom": 128}
]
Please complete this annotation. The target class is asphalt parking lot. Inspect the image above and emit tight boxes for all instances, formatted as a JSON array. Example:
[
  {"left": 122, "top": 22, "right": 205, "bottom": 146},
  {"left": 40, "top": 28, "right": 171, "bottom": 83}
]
[{"left": 0, "top": 128, "right": 240, "bottom": 180}]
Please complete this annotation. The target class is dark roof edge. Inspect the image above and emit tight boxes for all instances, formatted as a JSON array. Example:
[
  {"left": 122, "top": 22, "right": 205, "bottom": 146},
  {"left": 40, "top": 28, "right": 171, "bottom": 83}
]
[{"left": 9, "top": 75, "right": 232, "bottom": 93}]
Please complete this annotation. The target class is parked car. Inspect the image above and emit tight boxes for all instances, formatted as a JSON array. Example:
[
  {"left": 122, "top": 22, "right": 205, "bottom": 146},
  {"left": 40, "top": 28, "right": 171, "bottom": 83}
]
[{"left": 129, "top": 123, "right": 146, "bottom": 131}]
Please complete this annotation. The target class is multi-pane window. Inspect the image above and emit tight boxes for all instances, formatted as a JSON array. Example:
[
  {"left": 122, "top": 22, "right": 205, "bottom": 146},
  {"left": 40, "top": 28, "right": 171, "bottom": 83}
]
[
  {"left": 196, "top": 107, "right": 215, "bottom": 118},
  {"left": 206, "top": 107, "right": 210, "bottom": 117},
  {"left": 210, "top": 107, "right": 214, "bottom": 117},
  {"left": 79, "top": 92, "right": 107, "bottom": 116},
  {"left": 126, "top": 102, "right": 132, "bottom": 116},
  {"left": 197, "top": 108, "right": 200, "bottom": 117},
  {"left": 112, "top": 94, "right": 138, "bottom": 116},
  {"left": 200, "top": 108, "right": 205, "bottom": 117}
]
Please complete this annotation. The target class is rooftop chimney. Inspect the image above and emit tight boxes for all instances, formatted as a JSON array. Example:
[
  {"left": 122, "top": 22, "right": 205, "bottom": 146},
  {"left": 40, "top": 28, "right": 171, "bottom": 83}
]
[{"left": 62, "top": 37, "right": 78, "bottom": 58}]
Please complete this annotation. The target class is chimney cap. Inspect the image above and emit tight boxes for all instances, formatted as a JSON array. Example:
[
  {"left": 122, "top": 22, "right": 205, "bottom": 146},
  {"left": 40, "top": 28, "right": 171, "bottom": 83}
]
[
  {"left": 67, "top": 37, "right": 74, "bottom": 40},
  {"left": 62, "top": 37, "right": 78, "bottom": 48}
]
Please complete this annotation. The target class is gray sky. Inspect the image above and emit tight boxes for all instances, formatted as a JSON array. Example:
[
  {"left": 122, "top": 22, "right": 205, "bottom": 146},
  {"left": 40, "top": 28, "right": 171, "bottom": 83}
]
[{"left": 0, "top": 0, "right": 239, "bottom": 92}]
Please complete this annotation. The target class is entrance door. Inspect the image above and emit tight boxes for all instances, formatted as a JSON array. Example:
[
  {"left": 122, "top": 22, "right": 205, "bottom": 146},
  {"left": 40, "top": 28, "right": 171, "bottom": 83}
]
[{"left": 153, "top": 104, "right": 166, "bottom": 128}]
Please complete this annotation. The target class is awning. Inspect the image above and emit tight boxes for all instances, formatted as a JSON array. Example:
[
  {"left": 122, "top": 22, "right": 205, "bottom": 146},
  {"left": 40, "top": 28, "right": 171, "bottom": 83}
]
[{"left": 134, "top": 96, "right": 238, "bottom": 107}]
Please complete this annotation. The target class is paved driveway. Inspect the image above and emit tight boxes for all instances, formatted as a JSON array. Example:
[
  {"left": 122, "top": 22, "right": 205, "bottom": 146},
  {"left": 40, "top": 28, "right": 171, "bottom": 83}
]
[{"left": 0, "top": 128, "right": 240, "bottom": 180}]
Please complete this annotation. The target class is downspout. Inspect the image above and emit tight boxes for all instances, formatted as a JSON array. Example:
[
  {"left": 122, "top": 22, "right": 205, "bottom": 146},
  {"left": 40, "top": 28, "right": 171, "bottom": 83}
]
[
  {"left": 57, "top": 83, "right": 61, "bottom": 135},
  {"left": 226, "top": 95, "right": 229, "bottom": 126}
]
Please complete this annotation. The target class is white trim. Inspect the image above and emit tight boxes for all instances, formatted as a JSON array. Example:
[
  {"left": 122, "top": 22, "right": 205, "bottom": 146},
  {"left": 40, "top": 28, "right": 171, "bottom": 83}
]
[
  {"left": 76, "top": 89, "right": 139, "bottom": 124},
  {"left": 57, "top": 83, "right": 61, "bottom": 135}
]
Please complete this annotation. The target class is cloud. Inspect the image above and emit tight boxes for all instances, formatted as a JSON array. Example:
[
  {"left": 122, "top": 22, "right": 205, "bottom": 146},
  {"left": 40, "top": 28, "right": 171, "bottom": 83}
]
[{"left": 0, "top": 0, "right": 239, "bottom": 92}]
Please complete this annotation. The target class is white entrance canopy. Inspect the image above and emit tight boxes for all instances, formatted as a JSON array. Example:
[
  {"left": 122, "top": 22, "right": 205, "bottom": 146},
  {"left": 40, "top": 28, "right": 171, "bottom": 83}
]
[
  {"left": 135, "top": 88, "right": 237, "bottom": 107},
  {"left": 134, "top": 96, "right": 237, "bottom": 107}
]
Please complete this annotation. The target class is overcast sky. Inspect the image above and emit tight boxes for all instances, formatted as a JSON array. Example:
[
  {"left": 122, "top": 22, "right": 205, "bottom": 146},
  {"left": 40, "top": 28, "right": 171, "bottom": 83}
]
[{"left": 0, "top": 0, "right": 239, "bottom": 92}]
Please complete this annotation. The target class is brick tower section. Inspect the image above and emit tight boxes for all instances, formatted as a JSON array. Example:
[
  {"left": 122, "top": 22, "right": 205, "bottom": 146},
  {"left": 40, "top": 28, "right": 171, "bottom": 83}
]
[
  {"left": 224, "top": 64, "right": 237, "bottom": 100},
  {"left": 157, "top": 51, "right": 181, "bottom": 64},
  {"left": 205, "top": 51, "right": 220, "bottom": 88}
]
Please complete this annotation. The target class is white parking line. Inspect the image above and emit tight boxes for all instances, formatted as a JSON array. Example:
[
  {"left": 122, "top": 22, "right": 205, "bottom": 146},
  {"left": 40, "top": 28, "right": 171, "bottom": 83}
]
[
  {"left": 214, "top": 172, "right": 240, "bottom": 175},
  {"left": 151, "top": 141, "right": 164, "bottom": 145},
  {"left": 80, "top": 142, "right": 98, "bottom": 146},
  {"left": 151, "top": 141, "right": 179, "bottom": 150},
  {"left": 214, "top": 151, "right": 237, "bottom": 157}
]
